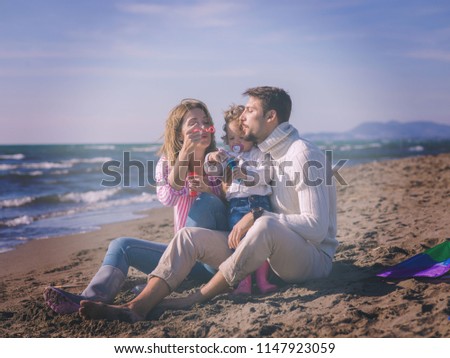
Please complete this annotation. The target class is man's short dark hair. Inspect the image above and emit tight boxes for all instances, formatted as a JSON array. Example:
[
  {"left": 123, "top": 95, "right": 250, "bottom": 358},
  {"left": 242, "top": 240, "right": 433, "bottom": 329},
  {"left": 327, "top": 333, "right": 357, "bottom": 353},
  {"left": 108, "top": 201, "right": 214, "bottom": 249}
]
[{"left": 243, "top": 86, "right": 292, "bottom": 123}]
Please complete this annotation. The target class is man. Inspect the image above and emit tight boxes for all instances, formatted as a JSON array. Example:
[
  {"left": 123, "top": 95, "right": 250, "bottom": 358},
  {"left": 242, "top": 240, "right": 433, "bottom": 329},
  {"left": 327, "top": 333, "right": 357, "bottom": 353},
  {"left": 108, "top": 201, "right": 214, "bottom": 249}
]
[{"left": 80, "top": 86, "right": 338, "bottom": 322}]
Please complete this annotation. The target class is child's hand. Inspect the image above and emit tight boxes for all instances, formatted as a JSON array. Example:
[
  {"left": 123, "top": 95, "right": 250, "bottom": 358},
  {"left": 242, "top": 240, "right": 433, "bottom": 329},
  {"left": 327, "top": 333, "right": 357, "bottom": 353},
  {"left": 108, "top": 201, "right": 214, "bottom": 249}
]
[
  {"left": 232, "top": 166, "right": 247, "bottom": 181},
  {"left": 228, "top": 212, "right": 254, "bottom": 249},
  {"left": 205, "top": 151, "right": 226, "bottom": 176},
  {"left": 208, "top": 150, "right": 228, "bottom": 164}
]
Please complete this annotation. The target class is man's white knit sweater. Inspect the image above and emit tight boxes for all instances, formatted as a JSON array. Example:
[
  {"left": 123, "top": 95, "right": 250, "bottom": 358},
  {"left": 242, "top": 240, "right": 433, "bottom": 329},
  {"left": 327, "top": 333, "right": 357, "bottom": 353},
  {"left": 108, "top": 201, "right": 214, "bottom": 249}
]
[{"left": 258, "top": 122, "right": 339, "bottom": 259}]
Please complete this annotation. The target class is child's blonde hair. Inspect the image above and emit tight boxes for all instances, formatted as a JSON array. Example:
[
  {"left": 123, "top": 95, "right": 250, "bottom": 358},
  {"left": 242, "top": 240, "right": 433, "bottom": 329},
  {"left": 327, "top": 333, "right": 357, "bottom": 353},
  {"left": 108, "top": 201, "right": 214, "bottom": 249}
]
[{"left": 221, "top": 104, "right": 245, "bottom": 145}]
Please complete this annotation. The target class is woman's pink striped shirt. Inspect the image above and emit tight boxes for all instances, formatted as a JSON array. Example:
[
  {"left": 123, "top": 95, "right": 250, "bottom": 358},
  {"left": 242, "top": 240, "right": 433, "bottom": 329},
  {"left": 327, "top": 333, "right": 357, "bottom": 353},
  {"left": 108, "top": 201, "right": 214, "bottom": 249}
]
[{"left": 155, "top": 157, "right": 223, "bottom": 232}]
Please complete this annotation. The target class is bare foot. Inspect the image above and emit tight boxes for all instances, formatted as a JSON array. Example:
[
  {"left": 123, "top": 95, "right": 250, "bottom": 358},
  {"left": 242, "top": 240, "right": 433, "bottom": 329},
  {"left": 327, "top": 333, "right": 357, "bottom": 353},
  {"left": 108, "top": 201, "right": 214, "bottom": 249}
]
[
  {"left": 79, "top": 300, "right": 143, "bottom": 323},
  {"left": 158, "top": 291, "right": 203, "bottom": 310},
  {"left": 158, "top": 290, "right": 214, "bottom": 310}
]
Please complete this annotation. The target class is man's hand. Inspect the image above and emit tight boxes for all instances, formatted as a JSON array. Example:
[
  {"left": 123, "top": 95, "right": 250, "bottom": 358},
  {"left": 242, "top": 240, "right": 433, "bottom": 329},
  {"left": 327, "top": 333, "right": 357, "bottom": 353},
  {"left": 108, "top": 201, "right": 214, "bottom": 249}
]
[{"left": 228, "top": 212, "right": 254, "bottom": 249}]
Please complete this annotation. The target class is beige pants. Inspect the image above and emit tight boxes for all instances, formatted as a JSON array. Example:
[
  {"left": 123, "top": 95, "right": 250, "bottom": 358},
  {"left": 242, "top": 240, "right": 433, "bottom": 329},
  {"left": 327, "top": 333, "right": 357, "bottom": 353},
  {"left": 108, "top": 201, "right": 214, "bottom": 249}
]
[{"left": 150, "top": 216, "right": 332, "bottom": 290}]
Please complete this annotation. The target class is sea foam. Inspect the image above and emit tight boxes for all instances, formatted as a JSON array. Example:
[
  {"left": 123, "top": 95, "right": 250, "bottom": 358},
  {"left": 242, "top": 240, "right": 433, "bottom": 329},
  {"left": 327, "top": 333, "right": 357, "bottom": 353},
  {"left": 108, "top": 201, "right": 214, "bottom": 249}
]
[
  {"left": 60, "top": 188, "right": 121, "bottom": 204},
  {"left": 23, "top": 162, "right": 73, "bottom": 170},
  {"left": 0, "top": 164, "right": 19, "bottom": 170},
  {"left": 0, "top": 153, "right": 25, "bottom": 160},
  {"left": 0, "top": 196, "right": 34, "bottom": 208},
  {"left": 65, "top": 157, "right": 112, "bottom": 165},
  {"left": 1, "top": 215, "right": 34, "bottom": 227},
  {"left": 85, "top": 145, "right": 116, "bottom": 150}
]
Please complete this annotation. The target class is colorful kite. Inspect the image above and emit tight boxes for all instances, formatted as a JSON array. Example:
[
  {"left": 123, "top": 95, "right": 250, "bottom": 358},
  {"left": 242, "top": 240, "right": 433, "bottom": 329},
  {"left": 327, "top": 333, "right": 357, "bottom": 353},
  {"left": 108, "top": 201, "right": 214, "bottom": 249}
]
[{"left": 377, "top": 239, "right": 450, "bottom": 279}]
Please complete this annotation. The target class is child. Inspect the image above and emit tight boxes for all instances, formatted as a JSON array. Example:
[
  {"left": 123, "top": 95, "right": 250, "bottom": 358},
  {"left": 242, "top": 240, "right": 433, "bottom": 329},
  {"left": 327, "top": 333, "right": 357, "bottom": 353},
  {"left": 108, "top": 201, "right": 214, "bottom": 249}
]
[{"left": 205, "top": 104, "right": 277, "bottom": 294}]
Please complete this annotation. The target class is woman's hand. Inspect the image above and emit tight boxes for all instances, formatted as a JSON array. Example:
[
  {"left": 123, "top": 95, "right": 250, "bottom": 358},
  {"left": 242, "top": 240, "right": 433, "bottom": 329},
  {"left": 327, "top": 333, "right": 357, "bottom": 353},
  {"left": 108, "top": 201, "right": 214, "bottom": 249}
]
[
  {"left": 228, "top": 212, "right": 254, "bottom": 249},
  {"left": 171, "top": 128, "right": 206, "bottom": 191},
  {"left": 179, "top": 128, "right": 203, "bottom": 157},
  {"left": 186, "top": 174, "right": 212, "bottom": 194}
]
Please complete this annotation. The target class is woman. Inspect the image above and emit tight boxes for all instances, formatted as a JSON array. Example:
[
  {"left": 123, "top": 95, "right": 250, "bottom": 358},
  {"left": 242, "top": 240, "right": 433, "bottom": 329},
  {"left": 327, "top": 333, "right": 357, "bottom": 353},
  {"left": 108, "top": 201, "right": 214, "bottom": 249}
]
[{"left": 44, "top": 99, "right": 228, "bottom": 315}]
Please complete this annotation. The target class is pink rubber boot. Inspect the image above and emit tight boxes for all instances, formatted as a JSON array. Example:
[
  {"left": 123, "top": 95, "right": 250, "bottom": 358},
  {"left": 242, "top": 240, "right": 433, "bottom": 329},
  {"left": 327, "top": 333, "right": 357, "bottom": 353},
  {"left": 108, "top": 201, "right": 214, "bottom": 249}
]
[
  {"left": 255, "top": 261, "right": 278, "bottom": 294},
  {"left": 233, "top": 275, "right": 252, "bottom": 295}
]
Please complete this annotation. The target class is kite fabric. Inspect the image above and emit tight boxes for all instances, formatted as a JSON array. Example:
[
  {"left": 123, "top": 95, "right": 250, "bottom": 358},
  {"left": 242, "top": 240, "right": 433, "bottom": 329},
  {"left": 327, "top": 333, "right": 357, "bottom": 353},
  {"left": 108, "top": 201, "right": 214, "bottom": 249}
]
[{"left": 377, "top": 239, "right": 450, "bottom": 279}]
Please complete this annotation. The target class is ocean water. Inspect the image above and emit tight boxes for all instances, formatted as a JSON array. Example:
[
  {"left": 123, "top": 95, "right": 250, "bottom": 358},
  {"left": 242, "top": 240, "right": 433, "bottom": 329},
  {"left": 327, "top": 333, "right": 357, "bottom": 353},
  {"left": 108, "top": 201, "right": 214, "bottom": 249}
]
[
  {"left": 1, "top": 139, "right": 450, "bottom": 253},
  {"left": 315, "top": 138, "right": 450, "bottom": 166},
  {"left": 0, "top": 144, "right": 162, "bottom": 253}
]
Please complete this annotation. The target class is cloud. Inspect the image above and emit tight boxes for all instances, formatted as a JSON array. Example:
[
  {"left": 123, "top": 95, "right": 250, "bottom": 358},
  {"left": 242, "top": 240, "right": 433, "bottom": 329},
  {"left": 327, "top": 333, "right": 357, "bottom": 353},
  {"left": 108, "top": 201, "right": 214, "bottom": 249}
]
[
  {"left": 0, "top": 43, "right": 163, "bottom": 61},
  {"left": 299, "top": 0, "right": 366, "bottom": 11},
  {"left": 406, "top": 49, "right": 450, "bottom": 63},
  {"left": 299, "top": 31, "right": 367, "bottom": 43},
  {"left": 116, "top": 3, "right": 166, "bottom": 15},
  {"left": 116, "top": 0, "right": 244, "bottom": 28},
  {"left": 0, "top": 65, "right": 258, "bottom": 79},
  {"left": 0, "top": 50, "right": 70, "bottom": 59}
]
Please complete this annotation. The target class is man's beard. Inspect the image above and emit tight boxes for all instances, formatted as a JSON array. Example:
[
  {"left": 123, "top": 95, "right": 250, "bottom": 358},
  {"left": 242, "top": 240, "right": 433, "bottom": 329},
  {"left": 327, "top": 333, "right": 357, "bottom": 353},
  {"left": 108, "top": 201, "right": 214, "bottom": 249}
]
[{"left": 243, "top": 133, "right": 259, "bottom": 143}]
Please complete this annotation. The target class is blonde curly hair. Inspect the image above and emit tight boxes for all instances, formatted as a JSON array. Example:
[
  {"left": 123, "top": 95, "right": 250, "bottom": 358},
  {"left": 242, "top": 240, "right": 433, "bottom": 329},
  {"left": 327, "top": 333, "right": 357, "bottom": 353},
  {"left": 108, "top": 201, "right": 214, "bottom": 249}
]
[{"left": 221, "top": 104, "right": 245, "bottom": 145}]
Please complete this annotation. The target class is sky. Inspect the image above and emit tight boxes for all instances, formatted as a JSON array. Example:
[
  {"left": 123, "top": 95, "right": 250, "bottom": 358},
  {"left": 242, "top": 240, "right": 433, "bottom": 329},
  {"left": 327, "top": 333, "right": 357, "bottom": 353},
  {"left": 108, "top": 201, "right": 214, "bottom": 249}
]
[{"left": 0, "top": 0, "right": 450, "bottom": 144}]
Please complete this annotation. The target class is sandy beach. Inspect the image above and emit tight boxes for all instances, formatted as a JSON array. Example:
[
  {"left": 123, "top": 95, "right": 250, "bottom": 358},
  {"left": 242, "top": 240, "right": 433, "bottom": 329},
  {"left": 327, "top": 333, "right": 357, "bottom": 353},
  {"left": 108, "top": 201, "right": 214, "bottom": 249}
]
[{"left": 1, "top": 154, "right": 449, "bottom": 338}]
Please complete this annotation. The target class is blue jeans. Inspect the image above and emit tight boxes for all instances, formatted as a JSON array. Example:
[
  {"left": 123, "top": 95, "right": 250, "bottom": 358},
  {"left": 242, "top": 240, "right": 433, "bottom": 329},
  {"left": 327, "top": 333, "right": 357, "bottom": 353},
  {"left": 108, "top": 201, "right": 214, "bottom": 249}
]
[
  {"left": 102, "top": 192, "right": 228, "bottom": 282},
  {"left": 228, "top": 195, "right": 272, "bottom": 229},
  {"left": 185, "top": 192, "right": 229, "bottom": 231}
]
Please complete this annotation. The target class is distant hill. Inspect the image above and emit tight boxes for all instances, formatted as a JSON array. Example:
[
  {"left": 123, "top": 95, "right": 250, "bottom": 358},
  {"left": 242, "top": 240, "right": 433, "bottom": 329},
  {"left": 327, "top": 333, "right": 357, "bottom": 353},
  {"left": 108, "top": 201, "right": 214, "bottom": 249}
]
[{"left": 304, "top": 120, "right": 450, "bottom": 141}]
